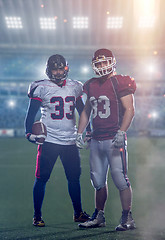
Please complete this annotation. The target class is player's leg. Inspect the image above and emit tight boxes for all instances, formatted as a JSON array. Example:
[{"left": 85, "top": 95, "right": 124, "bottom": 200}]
[
  {"left": 95, "top": 184, "right": 108, "bottom": 211},
  {"left": 33, "top": 142, "right": 59, "bottom": 227},
  {"left": 60, "top": 144, "right": 90, "bottom": 222},
  {"left": 79, "top": 139, "right": 108, "bottom": 228},
  {"left": 119, "top": 185, "right": 132, "bottom": 211},
  {"left": 90, "top": 139, "right": 109, "bottom": 211},
  {"left": 107, "top": 140, "right": 135, "bottom": 231},
  {"left": 33, "top": 178, "right": 47, "bottom": 227}
]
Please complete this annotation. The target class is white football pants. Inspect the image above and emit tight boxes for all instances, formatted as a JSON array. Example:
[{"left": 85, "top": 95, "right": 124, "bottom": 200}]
[{"left": 89, "top": 138, "right": 130, "bottom": 191}]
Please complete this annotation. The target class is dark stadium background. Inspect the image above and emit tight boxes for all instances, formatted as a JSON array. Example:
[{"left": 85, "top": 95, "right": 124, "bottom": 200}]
[
  {"left": 0, "top": 0, "right": 164, "bottom": 137},
  {"left": 0, "top": 1, "right": 165, "bottom": 240}
]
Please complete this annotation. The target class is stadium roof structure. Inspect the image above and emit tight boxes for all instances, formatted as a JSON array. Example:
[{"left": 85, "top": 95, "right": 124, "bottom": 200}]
[{"left": 0, "top": 0, "right": 164, "bottom": 56}]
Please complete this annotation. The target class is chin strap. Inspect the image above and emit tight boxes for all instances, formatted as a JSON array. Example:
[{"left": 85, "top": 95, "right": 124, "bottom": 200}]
[{"left": 51, "top": 79, "right": 66, "bottom": 87}]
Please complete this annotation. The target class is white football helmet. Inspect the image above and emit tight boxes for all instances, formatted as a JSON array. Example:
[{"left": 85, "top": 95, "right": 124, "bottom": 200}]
[{"left": 92, "top": 48, "right": 116, "bottom": 76}]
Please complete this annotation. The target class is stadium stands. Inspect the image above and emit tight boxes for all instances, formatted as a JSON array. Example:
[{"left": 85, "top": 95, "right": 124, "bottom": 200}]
[{"left": 0, "top": 54, "right": 165, "bottom": 136}]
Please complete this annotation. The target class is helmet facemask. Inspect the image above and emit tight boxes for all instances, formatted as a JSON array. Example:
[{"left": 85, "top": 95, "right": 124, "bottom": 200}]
[
  {"left": 51, "top": 66, "right": 69, "bottom": 83},
  {"left": 46, "top": 54, "right": 69, "bottom": 83},
  {"left": 92, "top": 56, "right": 116, "bottom": 76}
]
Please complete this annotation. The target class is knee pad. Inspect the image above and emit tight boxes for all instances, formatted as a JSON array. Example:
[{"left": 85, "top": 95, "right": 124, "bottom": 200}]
[
  {"left": 111, "top": 168, "right": 130, "bottom": 191},
  {"left": 90, "top": 171, "right": 107, "bottom": 190}
]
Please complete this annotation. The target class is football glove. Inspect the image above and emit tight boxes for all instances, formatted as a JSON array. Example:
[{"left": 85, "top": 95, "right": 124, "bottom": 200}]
[
  {"left": 76, "top": 133, "right": 85, "bottom": 149},
  {"left": 84, "top": 131, "right": 92, "bottom": 143},
  {"left": 112, "top": 130, "right": 126, "bottom": 148},
  {"left": 84, "top": 131, "right": 92, "bottom": 149},
  {"left": 26, "top": 133, "right": 46, "bottom": 145}
]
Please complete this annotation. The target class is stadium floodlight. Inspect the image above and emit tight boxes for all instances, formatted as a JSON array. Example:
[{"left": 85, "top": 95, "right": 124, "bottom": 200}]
[
  {"left": 81, "top": 66, "right": 90, "bottom": 74},
  {"left": 7, "top": 100, "right": 16, "bottom": 109},
  {"left": 107, "top": 17, "right": 123, "bottom": 29},
  {"left": 138, "top": 16, "right": 156, "bottom": 28},
  {"left": 148, "top": 111, "right": 159, "bottom": 119},
  {"left": 73, "top": 17, "right": 88, "bottom": 29},
  {"left": 40, "top": 17, "right": 56, "bottom": 29},
  {"left": 5, "top": 16, "right": 23, "bottom": 29},
  {"left": 147, "top": 64, "right": 157, "bottom": 73}
]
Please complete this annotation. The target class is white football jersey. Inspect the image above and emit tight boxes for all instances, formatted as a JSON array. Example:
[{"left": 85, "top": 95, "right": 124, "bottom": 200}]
[{"left": 28, "top": 79, "right": 83, "bottom": 145}]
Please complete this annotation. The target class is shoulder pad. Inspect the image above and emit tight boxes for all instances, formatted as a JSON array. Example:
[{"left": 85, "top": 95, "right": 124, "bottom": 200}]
[
  {"left": 28, "top": 80, "right": 45, "bottom": 98},
  {"left": 113, "top": 75, "right": 136, "bottom": 97},
  {"left": 83, "top": 77, "right": 98, "bottom": 93},
  {"left": 67, "top": 78, "right": 83, "bottom": 87}
]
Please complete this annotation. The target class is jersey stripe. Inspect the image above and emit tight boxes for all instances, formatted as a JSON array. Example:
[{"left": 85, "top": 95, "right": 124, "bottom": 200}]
[
  {"left": 120, "top": 147, "right": 130, "bottom": 187},
  {"left": 35, "top": 145, "right": 42, "bottom": 178}
]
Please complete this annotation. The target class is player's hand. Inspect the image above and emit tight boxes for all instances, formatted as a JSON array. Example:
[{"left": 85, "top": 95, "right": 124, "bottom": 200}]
[
  {"left": 26, "top": 133, "right": 46, "bottom": 145},
  {"left": 112, "top": 130, "right": 126, "bottom": 148},
  {"left": 84, "top": 131, "right": 92, "bottom": 149},
  {"left": 76, "top": 133, "right": 85, "bottom": 149},
  {"left": 84, "top": 131, "right": 92, "bottom": 143}
]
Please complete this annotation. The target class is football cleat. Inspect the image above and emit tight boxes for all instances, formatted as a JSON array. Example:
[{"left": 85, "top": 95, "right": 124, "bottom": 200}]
[
  {"left": 115, "top": 211, "right": 136, "bottom": 231},
  {"left": 79, "top": 209, "right": 106, "bottom": 228},
  {"left": 74, "top": 211, "right": 90, "bottom": 222},
  {"left": 33, "top": 216, "right": 45, "bottom": 227}
]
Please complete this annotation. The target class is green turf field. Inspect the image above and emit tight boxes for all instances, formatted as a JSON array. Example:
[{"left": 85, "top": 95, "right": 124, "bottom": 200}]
[{"left": 0, "top": 137, "right": 165, "bottom": 240}]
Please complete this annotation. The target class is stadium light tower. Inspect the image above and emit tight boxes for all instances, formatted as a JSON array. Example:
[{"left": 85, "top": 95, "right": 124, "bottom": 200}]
[
  {"left": 40, "top": 18, "right": 56, "bottom": 29},
  {"left": 138, "top": 16, "right": 156, "bottom": 28},
  {"left": 134, "top": 0, "right": 159, "bottom": 29},
  {"left": 5, "top": 16, "right": 23, "bottom": 29},
  {"left": 107, "top": 17, "right": 123, "bottom": 29},
  {"left": 73, "top": 17, "right": 88, "bottom": 29}
]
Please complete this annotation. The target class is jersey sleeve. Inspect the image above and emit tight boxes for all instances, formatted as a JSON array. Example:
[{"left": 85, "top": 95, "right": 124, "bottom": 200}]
[
  {"left": 27, "top": 80, "right": 45, "bottom": 102},
  {"left": 83, "top": 78, "right": 94, "bottom": 96},
  {"left": 116, "top": 75, "right": 136, "bottom": 98},
  {"left": 83, "top": 81, "right": 88, "bottom": 95},
  {"left": 74, "top": 80, "right": 83, "bottom": 99}
]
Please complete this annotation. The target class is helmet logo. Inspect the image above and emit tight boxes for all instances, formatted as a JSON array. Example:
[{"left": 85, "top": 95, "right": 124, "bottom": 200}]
[
  {"left": 54, "top": 63, "right": 58, "bottom": 68},
  {"left": 96, "top": 55, "right": 106, "bottom": 61}
]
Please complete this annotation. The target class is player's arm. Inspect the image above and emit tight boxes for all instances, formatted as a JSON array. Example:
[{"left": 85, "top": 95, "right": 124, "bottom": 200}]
[
  {"left": 25, "top": 99, "right": 41, "bottom": 133},
  {"left": 76, "top": 98, "right": 92, "bottom": 148},
  {"left": 76, "top": 96, "right": 91, "bottom": 132},
  {"left": 112, "top": 94, "right": 135, "bottom": 148},
  {"left": 24, "top": 99, "right": 41, "bottom": 144},
  {"left": 120, "top": 94, "right": 135, "bottom": 132},
  {"left": 75, "top": 96, "right": 84, "bottom": 116},
  {"left": 78, "top": 98, "right": 92, "bottom": 133}
]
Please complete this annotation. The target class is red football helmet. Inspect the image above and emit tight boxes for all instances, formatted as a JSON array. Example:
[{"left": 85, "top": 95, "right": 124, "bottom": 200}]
[{"left": 92, "top": 49, "right": 116, "bottom": 76}]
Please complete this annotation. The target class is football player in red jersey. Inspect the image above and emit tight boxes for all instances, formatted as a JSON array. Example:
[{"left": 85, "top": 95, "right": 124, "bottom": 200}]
[
  {"left": 25, "top": 54, "right": 91, "bottom": 227},
  {"left": 76, "top": 49, "right": 136, "bottom": 231}
]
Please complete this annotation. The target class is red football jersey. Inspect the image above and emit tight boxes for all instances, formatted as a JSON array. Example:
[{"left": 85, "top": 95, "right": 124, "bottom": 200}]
[{"left": 83, "top": 75, "right": 136, "bottom": 140}]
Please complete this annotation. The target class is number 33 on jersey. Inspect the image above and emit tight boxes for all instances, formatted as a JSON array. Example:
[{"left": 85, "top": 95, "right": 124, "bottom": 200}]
[
  {"left": 28, "top": 79, "right": 83, "bottom": 145},
  {"left": 83, "top": 75, "right": 136, "bottom": 139}
]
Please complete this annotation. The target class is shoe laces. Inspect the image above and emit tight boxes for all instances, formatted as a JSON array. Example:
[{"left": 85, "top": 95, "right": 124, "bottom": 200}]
[
  {"left": 75, "top": 211, "right": 89, "bottom": 219},
  {"left": 120, "top": 211, "right": 129, "bottom": 225},
  {"left": 90, "top": 209, "right": 98, "bottom": 220},
  {"left": 82, "top": 211, "right": 90, "bottom": 218}
]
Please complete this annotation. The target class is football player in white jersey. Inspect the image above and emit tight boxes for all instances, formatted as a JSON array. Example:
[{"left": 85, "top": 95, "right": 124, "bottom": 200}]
[{"left": 25, "top": 54, "right": 91, "bottom": 227}]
